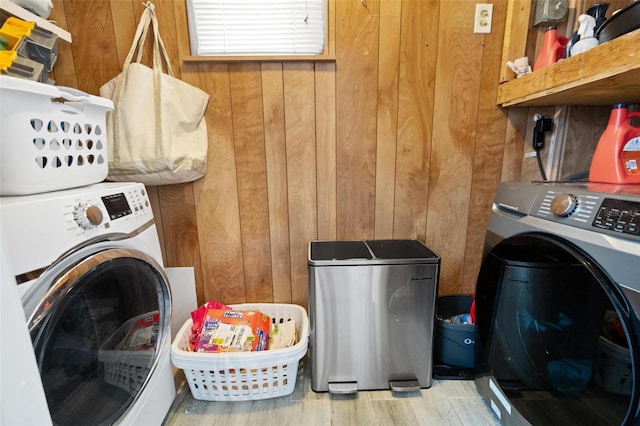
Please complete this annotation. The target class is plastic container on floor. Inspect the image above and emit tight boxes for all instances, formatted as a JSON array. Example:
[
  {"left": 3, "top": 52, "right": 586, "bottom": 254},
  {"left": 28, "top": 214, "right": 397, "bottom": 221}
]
[{"left": 435, "top": 295, "right": 476, "bottom": 369}]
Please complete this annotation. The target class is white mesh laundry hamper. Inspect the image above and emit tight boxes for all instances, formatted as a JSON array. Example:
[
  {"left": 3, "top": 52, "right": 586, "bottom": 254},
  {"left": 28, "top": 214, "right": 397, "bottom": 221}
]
[
  {"left": 0, "top": 75, "right": 113, "bottom": 195},
  {"left": 171, "top": 303, "right": 309, "bottom": 401}
]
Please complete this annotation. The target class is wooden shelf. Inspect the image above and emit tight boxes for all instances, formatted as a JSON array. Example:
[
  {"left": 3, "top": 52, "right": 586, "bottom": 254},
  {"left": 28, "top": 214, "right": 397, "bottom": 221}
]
[
  {"left": 497, "top": 28, "right": 640, "bottom": 107},
  {"left": 0, "top": 0, "right": 71, "bottom": 43}
]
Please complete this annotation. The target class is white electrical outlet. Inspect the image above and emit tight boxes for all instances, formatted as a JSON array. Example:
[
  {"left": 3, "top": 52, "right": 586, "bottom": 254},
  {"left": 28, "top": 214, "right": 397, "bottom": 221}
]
[{"left": 474, "top": 3, "right": 493, "bottom": 34}]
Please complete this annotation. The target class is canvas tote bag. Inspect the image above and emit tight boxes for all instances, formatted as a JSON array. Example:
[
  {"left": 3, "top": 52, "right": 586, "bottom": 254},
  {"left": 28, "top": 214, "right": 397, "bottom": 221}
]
[{"left": 100, "top": 2, "right": 209, "bottom": 185}]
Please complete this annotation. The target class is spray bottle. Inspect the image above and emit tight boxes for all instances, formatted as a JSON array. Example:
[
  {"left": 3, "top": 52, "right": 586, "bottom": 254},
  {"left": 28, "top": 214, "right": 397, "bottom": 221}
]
[
  {"left": 589, "top": 104, "right": 640, "bottom": 184},
  {"left": 570, "top": 14, "right": 599, "bottom": 56}
]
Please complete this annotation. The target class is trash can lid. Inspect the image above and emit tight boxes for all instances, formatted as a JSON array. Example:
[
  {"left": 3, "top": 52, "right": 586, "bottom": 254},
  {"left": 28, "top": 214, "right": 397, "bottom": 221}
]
[
  {"left": 308, "top": 240, "right": 439, "bottom": 265},
  {"left": 309, "top": 240, "right": 372, "bottom": 262},
  {"left": 366, "top": 239, "right": 439, "bottom": 260}
]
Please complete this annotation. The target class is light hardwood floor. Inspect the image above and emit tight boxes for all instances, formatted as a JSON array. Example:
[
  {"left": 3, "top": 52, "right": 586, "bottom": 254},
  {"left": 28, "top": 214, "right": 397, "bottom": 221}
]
[{"left": 163, "top": 358, "right": 501, "bottom": 426}]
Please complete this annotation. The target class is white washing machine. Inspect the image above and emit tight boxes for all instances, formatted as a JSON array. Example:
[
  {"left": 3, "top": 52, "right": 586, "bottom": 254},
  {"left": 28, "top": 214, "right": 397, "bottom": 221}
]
[{"left": 0, "top": 182, "right": 175, "bottom": 425}]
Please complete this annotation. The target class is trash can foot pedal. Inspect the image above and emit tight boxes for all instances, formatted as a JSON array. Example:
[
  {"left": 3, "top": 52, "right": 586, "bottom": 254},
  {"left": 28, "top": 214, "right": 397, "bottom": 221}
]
[
  {"left": 389, "top": 378, "right": 420, "bottom": 392},
  {"left": 328, "top": 382, "right": 358, "bottom": 394}
]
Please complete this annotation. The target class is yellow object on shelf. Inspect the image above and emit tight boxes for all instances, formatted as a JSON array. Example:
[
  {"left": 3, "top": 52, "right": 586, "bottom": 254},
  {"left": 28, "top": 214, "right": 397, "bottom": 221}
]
[
  {"left": 0, "top": 16, "right": 33, "bottom": 53},
  {"left": 2, "top": 16, "right": 36, "bottom": 36},
  {"left": 0, "top": 50, "right": 17, "bottom": 71},
  {"left": 0, "top": 15, "right": 57, "bottom": 76},
  {"left": 0, "top": 0, "right": 71, "bottom": 43}
]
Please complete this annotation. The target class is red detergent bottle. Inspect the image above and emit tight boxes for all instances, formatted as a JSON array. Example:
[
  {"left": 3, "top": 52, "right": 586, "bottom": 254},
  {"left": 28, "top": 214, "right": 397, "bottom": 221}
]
[{"left": 589, "top": 104, "right": 640, "bottom": 184}]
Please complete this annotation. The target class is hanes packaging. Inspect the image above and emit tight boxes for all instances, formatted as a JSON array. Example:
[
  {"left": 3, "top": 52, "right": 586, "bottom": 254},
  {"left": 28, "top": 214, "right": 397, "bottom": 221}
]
[{"left": 195, "top": 309, "right": 270, "bottom": 353}]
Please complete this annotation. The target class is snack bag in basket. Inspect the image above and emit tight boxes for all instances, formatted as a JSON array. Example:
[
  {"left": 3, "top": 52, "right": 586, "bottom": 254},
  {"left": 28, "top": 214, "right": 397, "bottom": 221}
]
[
  {"left": 195, "top": 309, "right": 270, "bottom": 353},
  {"left": 189, "top": 300, "right": 232, "bottom": 351}
]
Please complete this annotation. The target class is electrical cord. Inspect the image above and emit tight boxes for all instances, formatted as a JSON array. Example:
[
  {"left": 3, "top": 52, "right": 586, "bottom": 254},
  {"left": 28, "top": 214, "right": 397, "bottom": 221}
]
[
  {"left": 536, "top": 153, "right": 547, "bottom": 181},
  {"left": 533, "top": 114, "right": 553, "bottom": 181},
  {"left": 563, "top": 170, "right": 590, "bottom": 181}
]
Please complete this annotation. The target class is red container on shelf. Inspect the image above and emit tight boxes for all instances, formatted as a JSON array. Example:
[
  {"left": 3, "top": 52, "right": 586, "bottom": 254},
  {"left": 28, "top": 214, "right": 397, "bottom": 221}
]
[
  {"left": 589, "top": 104, "right": 640, "bottom": 184},
  {"left": 533, "top": 26, "right": 568, "bottom": 71}
]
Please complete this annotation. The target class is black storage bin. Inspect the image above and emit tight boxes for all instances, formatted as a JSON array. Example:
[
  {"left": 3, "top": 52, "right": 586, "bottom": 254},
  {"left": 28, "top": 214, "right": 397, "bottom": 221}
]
[{"left": 435, "top": 295, "right": 476, "bottom": 369}]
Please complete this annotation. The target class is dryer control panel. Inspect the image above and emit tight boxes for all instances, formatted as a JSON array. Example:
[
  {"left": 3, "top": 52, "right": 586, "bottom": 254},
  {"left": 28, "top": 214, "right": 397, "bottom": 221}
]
[
  {"left": 70, "top": 185, "right": 151, "bottom": 232},
  {"left": 0, "top": 182, "right": 157, "bottom": 281}
]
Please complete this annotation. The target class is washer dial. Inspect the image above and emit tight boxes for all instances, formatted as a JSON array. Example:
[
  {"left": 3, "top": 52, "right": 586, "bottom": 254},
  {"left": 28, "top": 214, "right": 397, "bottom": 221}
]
[
  {"left": 73, "top": 204, "right": 104, "bottom": 229},
  {"left": 550, "top": 194, "right": 578, "bottom": 217}
]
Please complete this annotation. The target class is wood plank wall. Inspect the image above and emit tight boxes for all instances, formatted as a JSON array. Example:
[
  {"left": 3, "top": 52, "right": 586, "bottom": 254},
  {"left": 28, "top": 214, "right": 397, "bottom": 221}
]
[{"left": 47, "top": 0, "right": 616, "bottom": 308}]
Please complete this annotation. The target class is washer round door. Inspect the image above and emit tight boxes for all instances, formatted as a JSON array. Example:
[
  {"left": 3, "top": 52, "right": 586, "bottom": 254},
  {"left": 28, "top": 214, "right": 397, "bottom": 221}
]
[
  {"left": 24, "top": 245, "right": 171, "bottom": 426},
  {"left": 475, "top": 233, "right": 640, "bottom": 426}
]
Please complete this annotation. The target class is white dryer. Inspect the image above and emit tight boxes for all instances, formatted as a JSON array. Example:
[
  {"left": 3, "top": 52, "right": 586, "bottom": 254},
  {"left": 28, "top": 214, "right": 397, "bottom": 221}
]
[{"left": 0, "top": 182, "right": 175, "bottom": 425}]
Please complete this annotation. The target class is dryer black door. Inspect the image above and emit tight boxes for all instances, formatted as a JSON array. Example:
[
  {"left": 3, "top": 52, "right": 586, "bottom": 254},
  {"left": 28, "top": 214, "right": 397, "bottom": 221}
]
[
  {"left": 475, "top": 233, "right": 639, "bottom": 426},
  {"left": 26, "top": 248, "right": 171, "bottom": 426}
]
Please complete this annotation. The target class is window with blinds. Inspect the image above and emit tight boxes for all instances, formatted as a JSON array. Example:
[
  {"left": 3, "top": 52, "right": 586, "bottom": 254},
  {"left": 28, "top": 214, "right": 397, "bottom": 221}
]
[{"left": 186, "top": 0, "right": 326, "bottom": 56}]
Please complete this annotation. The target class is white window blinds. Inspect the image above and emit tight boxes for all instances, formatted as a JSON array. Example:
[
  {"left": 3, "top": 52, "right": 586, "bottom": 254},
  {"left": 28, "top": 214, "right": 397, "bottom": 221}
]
[{"left": 186, "top": 0, "right": 326, "bottom": 55}]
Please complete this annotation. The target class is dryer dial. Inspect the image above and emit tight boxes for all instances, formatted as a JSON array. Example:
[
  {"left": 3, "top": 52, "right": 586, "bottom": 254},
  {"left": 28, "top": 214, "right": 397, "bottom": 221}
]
[
  {"left": 73, "top": 204, "right": 104, "bottom": 229},
  {"left": 551, "top": 194, "right": 578, "bottom": 217}
]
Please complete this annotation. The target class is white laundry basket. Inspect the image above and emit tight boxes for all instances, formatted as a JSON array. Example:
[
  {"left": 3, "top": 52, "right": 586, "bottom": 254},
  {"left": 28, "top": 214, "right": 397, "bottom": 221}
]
[
  {"left": 0, "top": 75, "right": 113, "bottom": 195},
  {"left": 98, "top": 312, "right": 159, "bottom": 393},
  {"left": 171, "top": 303, "right": 309, "bottom": 401}
]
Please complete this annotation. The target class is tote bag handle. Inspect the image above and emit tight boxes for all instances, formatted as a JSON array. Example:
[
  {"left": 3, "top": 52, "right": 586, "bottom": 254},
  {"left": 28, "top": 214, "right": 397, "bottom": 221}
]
[
  {"left": 112, "top": 2, "right": 174, "bottom": 108},
  {"left": 122, "top": 2, "right": 173, "bottom": 75},
  {"left": 110, "top": 1, "right": 173, "bottom": 162}
]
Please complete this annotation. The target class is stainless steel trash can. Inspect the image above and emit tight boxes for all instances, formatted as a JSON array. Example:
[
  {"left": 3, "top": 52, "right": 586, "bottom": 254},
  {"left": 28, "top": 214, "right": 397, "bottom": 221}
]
[{"left": 308, "top": 239, "right": 440, "bottom": 394}]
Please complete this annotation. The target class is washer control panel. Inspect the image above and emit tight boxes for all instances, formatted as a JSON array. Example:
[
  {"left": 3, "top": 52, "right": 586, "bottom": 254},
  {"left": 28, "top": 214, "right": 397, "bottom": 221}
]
[
  {"left": 535, "top": 190, "right": 600, "bottom": 223},
  {"left": 593, "top": 198, "right": 640, "bottom": 236},
  {"left": 532, "top": 185, "right": 640, "bottom": 241}
]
